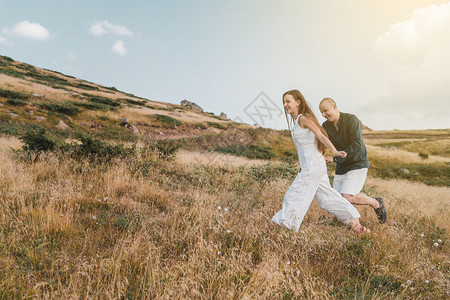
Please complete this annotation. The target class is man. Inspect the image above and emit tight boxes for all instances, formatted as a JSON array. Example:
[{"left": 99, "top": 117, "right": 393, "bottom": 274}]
[{"left": 319, "top": 98, "right": 387, "bottom": 223}]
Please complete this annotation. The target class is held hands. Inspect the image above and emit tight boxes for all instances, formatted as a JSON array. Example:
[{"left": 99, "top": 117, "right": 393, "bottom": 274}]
[
  {"left": 325, "top": 152, "right": 346, "bottom": 164},
  {"left": 334, "top": 151, "right": 347, "bottom": 158}
]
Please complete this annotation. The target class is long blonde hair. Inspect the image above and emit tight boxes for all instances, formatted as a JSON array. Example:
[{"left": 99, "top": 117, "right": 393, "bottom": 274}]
[{"left": 283, "top": 90, "right": 328, "bottom": 153}]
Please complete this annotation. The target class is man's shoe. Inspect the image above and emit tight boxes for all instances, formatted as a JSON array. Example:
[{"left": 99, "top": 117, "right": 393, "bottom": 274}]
[{"left": 374, "top": 197, "right": 387, "bottom": 224}]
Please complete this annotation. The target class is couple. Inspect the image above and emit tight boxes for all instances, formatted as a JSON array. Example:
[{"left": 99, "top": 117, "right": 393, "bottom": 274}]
[{"left": 272, "top": 90, "right": 387, "bottom": 234}]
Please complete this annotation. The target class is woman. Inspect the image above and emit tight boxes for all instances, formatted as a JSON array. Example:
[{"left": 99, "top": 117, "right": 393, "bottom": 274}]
[{"left": 272, "top": 90, "right": 368, "bottom": 233}]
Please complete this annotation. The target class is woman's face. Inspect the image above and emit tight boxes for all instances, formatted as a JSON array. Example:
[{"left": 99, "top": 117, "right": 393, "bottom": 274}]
[{"left": 283, "top": 94, "right": 299, "bottom": 116}]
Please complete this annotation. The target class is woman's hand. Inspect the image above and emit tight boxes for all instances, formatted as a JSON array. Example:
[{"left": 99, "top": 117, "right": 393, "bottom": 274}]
[{"left": 334, "top": 150, "right": 347, "bottom": 158}]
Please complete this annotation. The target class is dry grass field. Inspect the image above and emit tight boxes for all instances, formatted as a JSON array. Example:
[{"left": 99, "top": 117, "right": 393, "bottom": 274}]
[
  {"left": 0, "top": 135, "right": 448, "bottom": 299},
  {"left": 0, "top": 56, "right": 448, "bottom": 298}
]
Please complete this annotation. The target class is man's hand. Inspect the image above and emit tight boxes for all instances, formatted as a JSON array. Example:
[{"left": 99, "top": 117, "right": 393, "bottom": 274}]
[{"left": 324, "top": 156, "right": 334, "bottom": 165}]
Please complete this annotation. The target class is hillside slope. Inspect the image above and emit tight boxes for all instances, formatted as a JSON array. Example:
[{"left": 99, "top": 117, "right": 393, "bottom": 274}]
[
  {"left": 0, "top": 55, "right": 236, "bottom": 141},
  {"left": 1, "top": 55, "right": 449, "bottom": 186}
]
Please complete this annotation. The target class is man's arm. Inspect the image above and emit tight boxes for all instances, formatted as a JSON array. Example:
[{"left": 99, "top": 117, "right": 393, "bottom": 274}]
[{"left": 335, "top": 115, "right": 364, "bottom": 163}]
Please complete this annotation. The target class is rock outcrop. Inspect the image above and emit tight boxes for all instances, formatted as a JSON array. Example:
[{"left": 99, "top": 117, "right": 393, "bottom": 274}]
[
  {"left": 180, "top": 100, "right": 203, "bottom": 112},
  {"left": 119, "top": 117, "right": 139, "bottom": 133},
  {"left": 56, "top": 120, "right": 70, "bottom": 130},
  {"left": 126, "top": 124, "right": 139, "bottom": 134}
]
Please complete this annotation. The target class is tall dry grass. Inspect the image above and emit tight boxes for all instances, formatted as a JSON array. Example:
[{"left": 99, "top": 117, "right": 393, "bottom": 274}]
[
  {"left": 0, "top": 137, "right": 448, "bottom": 298},
  {"left": 176, "top": 149, "right": 269, "bottom": 167},
  {"left": 365, "top": 138, "right": 450, "bottom": 159},
  {"left": 366, "top": 145, "right": 450, "bottom": 165},
  {"left": 365, "top": 177, "right": 449, "bottom": 231}
]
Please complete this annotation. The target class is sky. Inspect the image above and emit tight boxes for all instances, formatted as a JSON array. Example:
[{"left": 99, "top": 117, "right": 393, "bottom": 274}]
[{"left": 0, "top": 0, "right": 449, "bottom": 130}]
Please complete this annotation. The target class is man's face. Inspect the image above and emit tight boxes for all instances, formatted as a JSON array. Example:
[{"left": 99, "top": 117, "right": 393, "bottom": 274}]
[{"left": 319, "top": 102, "right": 339, "bottom": 123}]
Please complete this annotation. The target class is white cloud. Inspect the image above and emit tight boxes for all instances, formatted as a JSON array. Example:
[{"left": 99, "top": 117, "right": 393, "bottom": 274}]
[
  {"left": 373, "top": 2, "right": 450, "bottom": 66},
  {"left": 112, "top": 40, "right": 127, "bottom": 55},
  {"left": 89, "top": 20, "right": 133, "bottom": 37},
  {"left": 0, "top": 36, "right": 13, "bottom": 46},
  {"left": 2, "top": 21, "right": 52, "bottom": 41},
  {"left": 360, "top": 3, "right": 450, "bottom": 130},
  {"left": 90, "top": 23, "right": 107, "bottom": 36},
  {"left": 358, "top": 75, "right": 450, "bottom": 130}
]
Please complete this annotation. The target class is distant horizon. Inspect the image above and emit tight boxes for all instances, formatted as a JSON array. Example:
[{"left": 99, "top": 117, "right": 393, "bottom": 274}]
[{"left": 1, "top": 0, "right": 449, "bottom": 131}]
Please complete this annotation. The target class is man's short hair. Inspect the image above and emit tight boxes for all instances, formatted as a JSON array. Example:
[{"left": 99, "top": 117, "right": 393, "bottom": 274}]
[{"left": 320, "top": 98, "right": 336, "bottom": 107}]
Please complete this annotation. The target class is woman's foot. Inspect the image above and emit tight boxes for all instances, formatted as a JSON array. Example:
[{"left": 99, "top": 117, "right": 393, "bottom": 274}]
[
  {"left": 351, "top": 222, "right": 370, "bottom": 234},
  {"left": 349, "top": 219, "right": 370, "bottom": 234}
]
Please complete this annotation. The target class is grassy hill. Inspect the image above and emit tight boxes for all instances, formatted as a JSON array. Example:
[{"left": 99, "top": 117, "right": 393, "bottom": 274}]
[
  {"left": 0, "top": 55, "right": 238, "bottom": 141},
  {"left": 0, "top": 56, "right": 448, "bottom": 298}
]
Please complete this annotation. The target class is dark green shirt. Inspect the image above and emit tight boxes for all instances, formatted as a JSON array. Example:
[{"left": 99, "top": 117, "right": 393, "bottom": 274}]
[{"left": 322, "top": 112, "right": 369, "bottom": 175}]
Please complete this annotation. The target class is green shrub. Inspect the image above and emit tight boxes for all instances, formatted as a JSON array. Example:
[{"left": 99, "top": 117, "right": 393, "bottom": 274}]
[
  {"left": 248, "top": 163, "right": 298, "bottom": 181},
  {"left": 0, "top": 88, "right": 29, "bottom": 100},
  {"left": 216, "top": 144, "right": 247, "bottom": 156},
  {"left": 0, "top": 56, "right": 13, "bottom": 66},
  {"left": 39, "top": 102, "right": 81, "bottom": 116},
  {"left": 207, "top": 122, "right": 226, "bottom": 130},
  {"left": 120, "top": 98, "right": 147, "bottom": 106},
  {"left": 15, "top": 64, "right": 37, "bottom": 72},
  {"left": 0, "top": 68, "right": 25, "bottom": 79},
  {"left": 19, "top": 126, "right": 135, "bottom": 160},
  {"left": 6, "top": 99, "right": 29, "bottom": 106},
  {"left": 1, "top": 55, "right": 14, "bottom": 62},
  {"left": 0, "top": 119, "right": 28, "bottom": 136},
  {"left": 76, "top": 135, "right": 134, "bottom": 160},
  {"left": 193, "top": 123, "right": 207, "bottom": 130},
  {"left": 153, "top": 139, "right": 181, "bottom": 160},
  {"left": 2, "top": 64, "right": 71, "bottom": 87},
  {"left": 215, "top": 143, "right": 275, "bottom": 160},
  {"left": 86, "top": 95, "right": 121, "bottom": 107},
  {"left": 154, "top": 114, "right": 183, "bottom": 128},
  {"left": 25, "top": 71, "right": 69, "bottom": 85},
  {"left": 74, "top": 83, "right": 100, "bottom": 91},
  {"left": 90, "top": 121, "right": 138, "bottom": 142},
  {"left": 281, "top": 149, "right": 297, "bottom": 164},
  {"left": 73, "top": 101, "right": 116, "bottom": 111},
  {"left": 247, "top": 144, "right": 275, "bottom": 160},
  {"left": 418, "top": 152, "right": 429, "bottom": 159},
  {"left": 20, "top": 126, "right": 63, "bottom": 152}
]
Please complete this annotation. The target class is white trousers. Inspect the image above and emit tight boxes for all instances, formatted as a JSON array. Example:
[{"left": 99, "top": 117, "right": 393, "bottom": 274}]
[{"left": 272, "top": 157, "right": 361, "bottom": 232}]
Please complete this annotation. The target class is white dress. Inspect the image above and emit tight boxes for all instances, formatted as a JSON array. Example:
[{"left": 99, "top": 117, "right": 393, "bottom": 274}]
[{"left": 272, "top": 114, "right": 361, "bottom": 232}]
